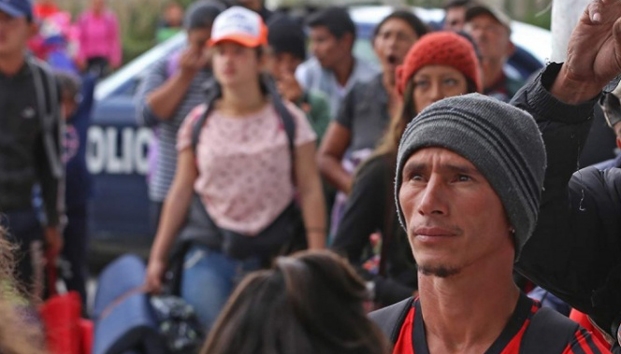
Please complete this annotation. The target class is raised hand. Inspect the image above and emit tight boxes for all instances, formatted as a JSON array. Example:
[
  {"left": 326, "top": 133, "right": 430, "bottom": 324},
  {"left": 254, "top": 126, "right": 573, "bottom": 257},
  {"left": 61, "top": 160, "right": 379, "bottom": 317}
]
[{"left": 552, "top": 0, "right": 621, "bottom": 103}]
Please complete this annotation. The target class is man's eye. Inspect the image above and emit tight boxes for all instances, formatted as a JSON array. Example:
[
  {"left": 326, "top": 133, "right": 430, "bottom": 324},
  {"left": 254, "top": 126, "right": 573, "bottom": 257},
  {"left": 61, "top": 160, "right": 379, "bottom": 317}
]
[
  {"left": 456, "top": 175, "right": 471, "bottom": 182},
  {"left": 408, "top": 174, "right": 424, "bottom": 182}
]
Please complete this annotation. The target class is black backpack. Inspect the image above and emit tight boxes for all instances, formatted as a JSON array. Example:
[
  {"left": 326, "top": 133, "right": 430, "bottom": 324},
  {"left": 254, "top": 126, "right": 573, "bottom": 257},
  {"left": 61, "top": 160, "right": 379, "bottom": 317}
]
[{"left": 369, "top": 298, "right": 579, "bottom": 354}]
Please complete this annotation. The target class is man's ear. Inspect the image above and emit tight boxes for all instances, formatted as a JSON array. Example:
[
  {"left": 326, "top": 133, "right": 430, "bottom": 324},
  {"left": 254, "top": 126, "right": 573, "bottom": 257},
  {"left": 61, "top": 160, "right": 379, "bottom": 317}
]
[
  {"left": 616, "top": 136, "right": 621, "bottom": 150},
  {"left": 340, "top": 32, "right": 355, "bottom": 51},
  {"left": 506, "top": 40, "right": 516, "bottom": 58}
]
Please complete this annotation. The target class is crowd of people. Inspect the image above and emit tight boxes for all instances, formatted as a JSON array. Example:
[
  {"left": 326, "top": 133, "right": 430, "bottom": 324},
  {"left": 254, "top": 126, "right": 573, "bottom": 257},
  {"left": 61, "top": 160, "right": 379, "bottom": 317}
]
[{"left": 2, "top": 0, "right": 621, "bottom": 352}]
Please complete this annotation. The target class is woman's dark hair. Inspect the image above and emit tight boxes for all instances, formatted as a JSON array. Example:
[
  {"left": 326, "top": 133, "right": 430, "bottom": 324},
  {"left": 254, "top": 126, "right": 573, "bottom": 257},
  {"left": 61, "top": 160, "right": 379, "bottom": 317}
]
[
  {"left": 201, "top": 250, "right": 391, "bottom": 354},
  {"left": 54, "top": 71, "right": 82, "bottom": 100},
  {"left": 373, "top": 10, "right": 430, "bottom": 40}
]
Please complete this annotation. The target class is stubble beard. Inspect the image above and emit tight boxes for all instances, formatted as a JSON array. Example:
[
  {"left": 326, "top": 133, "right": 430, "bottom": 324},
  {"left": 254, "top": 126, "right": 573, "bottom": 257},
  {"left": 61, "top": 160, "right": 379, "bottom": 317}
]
[{"left": 417, "top": 264, "right": 461, "bottom": 278}]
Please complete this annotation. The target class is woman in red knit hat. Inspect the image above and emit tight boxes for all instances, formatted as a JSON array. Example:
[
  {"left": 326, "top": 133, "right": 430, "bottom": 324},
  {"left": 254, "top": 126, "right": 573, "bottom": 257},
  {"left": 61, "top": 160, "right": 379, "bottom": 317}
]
[{"left": 331, "top": 31, "right": 481, "bottom": 309}]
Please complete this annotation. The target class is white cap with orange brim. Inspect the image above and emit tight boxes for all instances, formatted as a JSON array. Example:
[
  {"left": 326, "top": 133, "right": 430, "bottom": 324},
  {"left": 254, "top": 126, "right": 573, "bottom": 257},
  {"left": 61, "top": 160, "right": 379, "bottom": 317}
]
[{"left": 208, "top": 6, "right": 268, "bottom": 48}]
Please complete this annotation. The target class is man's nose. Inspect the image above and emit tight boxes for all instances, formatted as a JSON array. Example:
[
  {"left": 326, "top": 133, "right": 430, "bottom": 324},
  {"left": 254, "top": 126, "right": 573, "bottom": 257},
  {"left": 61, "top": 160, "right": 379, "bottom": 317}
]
[{"left": 417, "top": 175, "right": 448, "bottom": 216}]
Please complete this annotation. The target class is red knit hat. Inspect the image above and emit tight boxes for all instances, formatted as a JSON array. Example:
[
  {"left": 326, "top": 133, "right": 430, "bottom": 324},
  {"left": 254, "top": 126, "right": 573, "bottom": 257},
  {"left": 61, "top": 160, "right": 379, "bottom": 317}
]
[{"left": 396, "top": 31, "right": 482, "bottom": 96}]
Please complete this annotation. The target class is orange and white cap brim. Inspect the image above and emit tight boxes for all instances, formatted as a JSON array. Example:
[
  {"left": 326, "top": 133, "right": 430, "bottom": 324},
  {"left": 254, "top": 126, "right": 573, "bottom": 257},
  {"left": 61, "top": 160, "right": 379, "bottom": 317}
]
[{"left": 208, "top": 6, "right": 268, "bottom": 48}]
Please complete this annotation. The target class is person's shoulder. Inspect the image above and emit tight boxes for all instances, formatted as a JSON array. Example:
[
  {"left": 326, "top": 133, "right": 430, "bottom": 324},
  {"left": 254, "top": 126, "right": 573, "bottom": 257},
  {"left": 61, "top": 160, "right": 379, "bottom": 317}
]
[
  {"left": 572, "top": 164, "right": 617, "bottom": 186},
  {"left": 354, "top": 57, "right": 381, "bottom": 78},
  {"left": 282, "top": 100, "right": 306, "bottom": 117},
  {"left": 299, "top": 57, "right": 323, "bottom": 73},
  {"left": 369, "top": 297, "right": 413, "bottom": 340},
  {"left": 358, "top": 154, "right": 393, "bottom": 176},
  {"left": 306, "top": 89, "right": 328, "bottom": 105},
  {"left": 353, "top": 73, "right": 383, "bottom": 93}
]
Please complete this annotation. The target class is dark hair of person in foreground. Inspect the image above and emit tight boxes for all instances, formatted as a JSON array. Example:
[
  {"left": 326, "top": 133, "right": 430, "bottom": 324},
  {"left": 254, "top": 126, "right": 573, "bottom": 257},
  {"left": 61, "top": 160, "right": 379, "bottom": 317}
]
[
  {"left": 201, "top": 249, "right": 391, "bottom": 354},
  {"left": 0, "top": 226, "right": 48, "bottom": 354}
]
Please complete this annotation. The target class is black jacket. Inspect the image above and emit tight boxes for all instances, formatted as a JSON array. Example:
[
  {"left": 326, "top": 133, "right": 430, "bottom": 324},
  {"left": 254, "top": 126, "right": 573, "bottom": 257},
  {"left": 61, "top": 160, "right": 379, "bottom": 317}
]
[
  {"left": 0, "top": 58, "right": 63, "bottom": 226},
  {"left": 332, "top": 153, "right": 417, "bottom": 306},
  {"left": 514, "top": 63, "right": 621, "bottom": 338}
]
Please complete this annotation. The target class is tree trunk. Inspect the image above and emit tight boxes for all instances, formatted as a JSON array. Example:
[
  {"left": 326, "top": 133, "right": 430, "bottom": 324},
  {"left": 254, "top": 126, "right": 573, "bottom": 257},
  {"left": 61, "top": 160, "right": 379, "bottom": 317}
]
[{"left": 551, "top": 0, "right": 589, "bottom": 61}]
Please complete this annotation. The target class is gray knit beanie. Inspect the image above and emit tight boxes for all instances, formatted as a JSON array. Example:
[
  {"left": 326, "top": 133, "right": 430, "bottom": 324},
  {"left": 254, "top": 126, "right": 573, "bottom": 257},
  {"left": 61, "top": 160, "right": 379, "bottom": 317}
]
[{"left": 395, "top": 93, "right": 546, "bottom": 257}]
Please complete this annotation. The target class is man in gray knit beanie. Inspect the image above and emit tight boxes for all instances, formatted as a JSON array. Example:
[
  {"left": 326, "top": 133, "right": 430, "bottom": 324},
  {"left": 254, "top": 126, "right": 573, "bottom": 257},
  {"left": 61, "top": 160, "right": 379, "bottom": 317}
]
[
  {"left": 369, "top": 0, "right": 621, "bottom": 351},
  {"left": 394, "top": 93, "right": 547, "bottom": 258},
  {"left": 371, "top": 91, "right": 608, "bottom": 352}
]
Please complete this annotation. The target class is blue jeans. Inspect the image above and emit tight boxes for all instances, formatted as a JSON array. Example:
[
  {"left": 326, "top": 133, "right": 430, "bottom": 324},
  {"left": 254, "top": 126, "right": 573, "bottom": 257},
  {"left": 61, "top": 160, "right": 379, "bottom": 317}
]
[{"left": 180, "top": 244, "right": 260, "bottom": 330}]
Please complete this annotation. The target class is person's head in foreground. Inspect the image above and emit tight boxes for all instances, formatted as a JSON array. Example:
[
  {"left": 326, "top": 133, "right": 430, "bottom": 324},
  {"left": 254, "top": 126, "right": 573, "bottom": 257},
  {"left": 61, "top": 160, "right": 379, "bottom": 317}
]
[
  {"left": 377, "top": 31, "right": 481, "bottom": 157},
  {"left": 395, "top": 93, "right": 546, "bottom": 278},
  {"left": 0, "top": 226, "right": 48, "bottom": 354},
  {"left": 201, "top": 250, "right": 391, "bottom": 354}
]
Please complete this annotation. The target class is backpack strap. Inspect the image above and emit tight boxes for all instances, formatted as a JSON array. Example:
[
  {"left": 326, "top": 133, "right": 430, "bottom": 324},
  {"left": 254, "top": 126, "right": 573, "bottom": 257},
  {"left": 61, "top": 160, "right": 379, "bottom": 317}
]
[
  {"left": 191, "top": 75, "right": 297, "bottom": 182},
  {"left": 28, "top": 56, "right": 63, "bottom": 179},
  {"left": 520, "top": 307, "right": 579, "bottom": 354},
  {"left": 368, "top": 297, "right": 413, "bottom": 343},
  {"left": 263, "top": 74, "right": 296, "bottom": 182},
  {"left": 191, "top": 83, "right": 221, "bottom": 153}
]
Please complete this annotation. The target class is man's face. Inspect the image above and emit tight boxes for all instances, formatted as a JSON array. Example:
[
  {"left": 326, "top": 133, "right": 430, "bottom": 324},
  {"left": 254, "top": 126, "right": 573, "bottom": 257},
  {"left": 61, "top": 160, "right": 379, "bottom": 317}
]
[
  {"left": 464, "top": 14, "right": 513, "bottom": 64},
  {"left": 0, "top": 11, "right": 33, "bottom": 57},
  {"left": 164, "top": 4, "right": 184, "bottom": 28},
  {"left": 398, "top": 147, "right": 513, "bottom": 278},
  {"left": 188, "top": 27, "right": 212, "bottom": 50},
  {"left": 373, "top": 18, "right": 419, "bottom": 72},
  {"left": 444, "top": 6, "right": 467, "bottom": 32},
  {"left": 265, "top": 50, "right": 302, "bottom": 80},
  {"left": 308, "top": 26, "right": 350, "bottom": 70}
]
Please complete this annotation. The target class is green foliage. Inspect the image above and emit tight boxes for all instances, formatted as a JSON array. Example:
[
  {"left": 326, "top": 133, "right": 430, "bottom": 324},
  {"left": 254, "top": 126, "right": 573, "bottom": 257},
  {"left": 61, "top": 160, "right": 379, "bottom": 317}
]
[{"left": 57, "top": 0, "right": 553, "bottom": 64}]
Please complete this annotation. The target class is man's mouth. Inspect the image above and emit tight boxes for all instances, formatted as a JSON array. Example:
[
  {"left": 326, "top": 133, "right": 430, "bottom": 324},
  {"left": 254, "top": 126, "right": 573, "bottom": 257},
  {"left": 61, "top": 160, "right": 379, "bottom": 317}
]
[{"left": 387, "top": 54, "right": 398, "bottom": 65}]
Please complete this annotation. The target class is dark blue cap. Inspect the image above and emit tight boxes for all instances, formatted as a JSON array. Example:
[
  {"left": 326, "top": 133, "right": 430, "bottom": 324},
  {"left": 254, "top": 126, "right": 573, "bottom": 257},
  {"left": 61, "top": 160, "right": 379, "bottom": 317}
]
[{"left": 0, "top": 0, "right": 33, "bottom": 20}]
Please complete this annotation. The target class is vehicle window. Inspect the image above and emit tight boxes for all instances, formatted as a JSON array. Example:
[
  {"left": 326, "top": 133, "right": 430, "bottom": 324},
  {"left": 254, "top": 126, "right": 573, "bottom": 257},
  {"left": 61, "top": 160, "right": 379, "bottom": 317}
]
[{"left": 354, "top": 38, "right": 378, "bottom": 66}]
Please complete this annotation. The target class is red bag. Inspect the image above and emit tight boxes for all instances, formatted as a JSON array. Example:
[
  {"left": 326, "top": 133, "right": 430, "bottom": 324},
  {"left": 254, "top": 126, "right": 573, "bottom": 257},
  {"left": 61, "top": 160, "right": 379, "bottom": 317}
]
[{"left": 39, "top": 256, "right": 93, "bottom": 354}]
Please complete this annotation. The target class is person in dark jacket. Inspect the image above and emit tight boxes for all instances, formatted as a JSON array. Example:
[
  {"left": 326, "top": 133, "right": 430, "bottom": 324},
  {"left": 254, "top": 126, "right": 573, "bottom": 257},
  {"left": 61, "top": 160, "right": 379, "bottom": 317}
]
[
  {"left": 514, "top": 0, "right": 621, "bottom": 345},
  {"left": 332, "top": 31, "right": 481, "bottom": 308},
  {"left": 0, "top": 0, "right": 64, "bottom": 300},
  {"left": 56, "top": 71, "right": 96, "bottom": 308},
  {"left": 370, "top": 0, "right": 621, "bottom": 351}
]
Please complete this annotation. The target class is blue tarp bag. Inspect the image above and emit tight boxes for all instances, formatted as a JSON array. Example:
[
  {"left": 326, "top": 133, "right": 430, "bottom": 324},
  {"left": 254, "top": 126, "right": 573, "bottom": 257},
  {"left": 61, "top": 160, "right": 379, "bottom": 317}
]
[{"left": 92, "top": 254, "right": 166, "bottom": 354}]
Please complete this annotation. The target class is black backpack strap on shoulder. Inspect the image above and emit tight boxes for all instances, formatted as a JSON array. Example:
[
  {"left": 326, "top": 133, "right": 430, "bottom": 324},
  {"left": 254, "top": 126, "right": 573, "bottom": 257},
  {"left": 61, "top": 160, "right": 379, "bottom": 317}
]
[
  {"left": 369, "top": 297, "right": 413, "bottom": 343},
  {"left": 263, "top": 74, "right": 296, "bottom": 182},
  {"left": 28, "top": 56, "right": 63, "bottom": 179},
  {"left": 520, "top": 307, "right": 579, "bottom": 354},
  {"left": 191, "top": 83, "right": 221, "bottom": 154}
]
